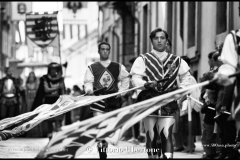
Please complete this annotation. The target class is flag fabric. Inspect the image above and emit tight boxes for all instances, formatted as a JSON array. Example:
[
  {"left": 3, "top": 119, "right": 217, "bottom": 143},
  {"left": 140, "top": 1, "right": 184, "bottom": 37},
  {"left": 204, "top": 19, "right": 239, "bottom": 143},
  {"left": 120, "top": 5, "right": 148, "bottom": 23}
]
[
  {"left": 26, "top": 11, "right": 60, "bottom": 57},
  {"left": 0, "top": 87, "right": 141, "bottom": 141},
  {"left": 36, "top": 81, "right": 209, "bottom": 158}
]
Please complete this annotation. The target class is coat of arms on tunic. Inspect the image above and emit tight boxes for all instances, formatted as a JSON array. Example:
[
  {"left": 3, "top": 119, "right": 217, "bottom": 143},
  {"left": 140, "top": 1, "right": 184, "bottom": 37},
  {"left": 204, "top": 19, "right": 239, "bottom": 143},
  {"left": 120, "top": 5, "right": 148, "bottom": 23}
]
[
  {"left": 99, "top": 71, "right": 115, "bottom": 89},
  {"left": 167, "top": 61, "right": 176, "bottom": 75}
]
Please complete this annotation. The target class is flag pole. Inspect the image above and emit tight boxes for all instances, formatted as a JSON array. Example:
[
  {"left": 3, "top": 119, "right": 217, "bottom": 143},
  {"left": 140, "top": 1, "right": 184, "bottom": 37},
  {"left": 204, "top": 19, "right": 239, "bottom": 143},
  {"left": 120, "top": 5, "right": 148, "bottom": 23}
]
[
  {"left": 187, "top": 94, "right": 193, "bottom": 152},
  {"left": 1, "top": 71, "right": 239, "bottom": 141},
  {"left": 56, "top": 11, "right": 62, "bottom": 65}
]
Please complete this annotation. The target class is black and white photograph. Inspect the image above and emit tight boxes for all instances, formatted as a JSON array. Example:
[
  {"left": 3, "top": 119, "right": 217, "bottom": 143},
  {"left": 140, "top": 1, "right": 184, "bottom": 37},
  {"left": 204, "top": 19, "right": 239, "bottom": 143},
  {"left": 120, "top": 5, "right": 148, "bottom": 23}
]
[{"left": 0, "top": 1, "right": 240, "bottom": 159}]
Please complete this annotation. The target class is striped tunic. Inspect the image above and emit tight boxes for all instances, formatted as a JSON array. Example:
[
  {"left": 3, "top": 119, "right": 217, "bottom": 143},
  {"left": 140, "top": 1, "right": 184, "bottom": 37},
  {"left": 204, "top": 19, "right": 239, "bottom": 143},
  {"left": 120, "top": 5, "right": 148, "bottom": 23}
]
[{"left": 140, "top": 52, "right": 181, "bottom": 92}]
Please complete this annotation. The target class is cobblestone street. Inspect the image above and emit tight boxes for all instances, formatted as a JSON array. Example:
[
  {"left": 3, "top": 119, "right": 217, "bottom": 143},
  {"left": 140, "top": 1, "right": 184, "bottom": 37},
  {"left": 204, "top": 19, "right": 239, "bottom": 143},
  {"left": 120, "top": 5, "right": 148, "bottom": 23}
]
[{"left": 0, "top": 138, "right": 204, "bottom": 158}]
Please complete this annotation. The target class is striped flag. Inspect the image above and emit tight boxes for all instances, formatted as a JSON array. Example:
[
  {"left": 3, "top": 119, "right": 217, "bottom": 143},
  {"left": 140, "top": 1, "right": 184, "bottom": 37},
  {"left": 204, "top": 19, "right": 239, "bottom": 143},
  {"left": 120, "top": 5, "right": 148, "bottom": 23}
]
[
  {"left": 25, "top": 11, "right": 60, "bottom": 57},
  {"left": 0, "top": 87, "right": 141, "bottom": 141},
  {"left": 36, "top": 81, "right": 209, "bottom": 158}
]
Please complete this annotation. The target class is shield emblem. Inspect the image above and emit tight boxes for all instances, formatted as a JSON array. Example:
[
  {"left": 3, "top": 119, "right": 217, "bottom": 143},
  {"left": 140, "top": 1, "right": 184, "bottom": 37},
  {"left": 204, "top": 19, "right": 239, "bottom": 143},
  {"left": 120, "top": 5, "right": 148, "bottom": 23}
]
[
  {"left": 26, "top": 11, "right": 59, "bottom": 48},
  {"left": 98, "top": 70, "right": 115, "bottom": 89}
]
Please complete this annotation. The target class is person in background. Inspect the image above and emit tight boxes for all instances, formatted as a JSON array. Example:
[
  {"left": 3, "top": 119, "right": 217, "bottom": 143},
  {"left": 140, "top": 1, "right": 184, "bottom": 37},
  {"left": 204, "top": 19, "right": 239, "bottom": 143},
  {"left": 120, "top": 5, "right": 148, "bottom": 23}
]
[
  {"left": 31, "top": 62, "right": 66, "bottom": 138},
  {"left": 24, "top": 71, "right": 39, "bottom": 113},
  {"left": 214, "top": 29, "right": 240, "bottom": 159},
  {"left": 66, "top": 88, "right": 71, "bottom": 95},
  {"left": 177, "top": 56, "right": 202, "bottom": 153},
  {"left": 201, "top": 80, "right": 218, "bottom": 159},
  {"left": 16, "top": 76, "right": 27, "bottom": 115},
  {"left": 0, "top": 67, "right": 20, "bottom": 120},
  {"left": 200, "top": 49, "right": 223, "bottom": 159}
]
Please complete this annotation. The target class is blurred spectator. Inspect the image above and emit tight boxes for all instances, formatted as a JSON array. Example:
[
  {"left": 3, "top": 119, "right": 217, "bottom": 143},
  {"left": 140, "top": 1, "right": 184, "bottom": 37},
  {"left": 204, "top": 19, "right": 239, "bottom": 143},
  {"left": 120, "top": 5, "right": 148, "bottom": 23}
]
[
  {"left": 179, "top": 56, "right": 202, "bottom": 153},
  {"left": 72, "top": 85, "right": 83, "bottom": 96},
  {"left": 16, "top": 76, "right": 27, "bottom": 114},
  {"left": 200, "top": 71, "right": 219, "bottom": 159},
  {"left": 173, "top": 56, "right": 202, "bottom": 153},
  {"left": 66, "top": 88, "right": 71, "bottom": 95},
  {"left": 0, "top": 67, "right": 20, "bottom": 120},
  {"left": 214, "top": 33, "right": 240, "bottom": 158},
  {"left": 31, "top": 62, "right": 66, "bottom": 138},
  {"left": 24, "top": 71, "right": 39, "bottom": 113},
  {"left": 208, "top": 51, "right": 215, "bottom": 71}
]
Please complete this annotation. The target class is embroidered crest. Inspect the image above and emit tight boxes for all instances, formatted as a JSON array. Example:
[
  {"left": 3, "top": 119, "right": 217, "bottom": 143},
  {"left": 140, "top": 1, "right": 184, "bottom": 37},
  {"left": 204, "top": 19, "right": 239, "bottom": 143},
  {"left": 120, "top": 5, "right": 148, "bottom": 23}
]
[
  {"left": 167, "top": 61, "right": 176, "bottom": 75},
  {"left": 99, "top": 70, "right": 115, "bottom": 89}
]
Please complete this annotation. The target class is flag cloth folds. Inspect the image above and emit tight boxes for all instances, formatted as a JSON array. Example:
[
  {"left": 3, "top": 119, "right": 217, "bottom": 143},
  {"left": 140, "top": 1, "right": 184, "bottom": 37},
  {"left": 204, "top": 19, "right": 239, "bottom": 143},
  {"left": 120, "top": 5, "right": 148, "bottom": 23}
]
[
  {"left": 26, "top": 11, "right": 60, "bottom": 57},
  {"left": 0, "top": 87, "right": 141, "bottom": 141},
  {"left": 36, "top": 81, "right": 209, "bottom": 158}
]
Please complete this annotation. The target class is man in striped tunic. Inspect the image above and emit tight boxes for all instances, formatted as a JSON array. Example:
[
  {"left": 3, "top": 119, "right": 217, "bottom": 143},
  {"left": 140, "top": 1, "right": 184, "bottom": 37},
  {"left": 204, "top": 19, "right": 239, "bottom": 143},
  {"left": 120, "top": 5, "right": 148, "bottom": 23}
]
[
  {"left": 84, "top": 42, "right": 130, "bottom": 158},
  {"left": 130, "top": 28, "right": 192, "bottom": 159}
]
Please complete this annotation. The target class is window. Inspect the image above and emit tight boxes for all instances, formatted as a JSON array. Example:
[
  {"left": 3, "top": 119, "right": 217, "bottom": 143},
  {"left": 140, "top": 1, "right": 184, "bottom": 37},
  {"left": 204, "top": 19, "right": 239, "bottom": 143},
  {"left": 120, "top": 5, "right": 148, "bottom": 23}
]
[
  {"left": 143, "top": 4, "right": 148, "bottom": 53},
  {"left": 180, "top": 2, "right": 184, "bottom": 40},
  {"left": 216, "top": 2, "right": 227, "bottom": 34},
  {"left": 187, "top": 2, "right": 195, "bottom": 48}
]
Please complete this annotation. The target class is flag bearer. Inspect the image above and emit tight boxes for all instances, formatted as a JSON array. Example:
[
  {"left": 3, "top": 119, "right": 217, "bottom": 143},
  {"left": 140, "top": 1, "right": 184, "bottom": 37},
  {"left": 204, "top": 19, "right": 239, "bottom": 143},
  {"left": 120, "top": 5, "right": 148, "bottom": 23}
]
[
  {"left": 83, "top": 41, "right": 130, "bottom": 158},
  {"left": 130, "top": 28, "right": 192, "bottom": 159}
]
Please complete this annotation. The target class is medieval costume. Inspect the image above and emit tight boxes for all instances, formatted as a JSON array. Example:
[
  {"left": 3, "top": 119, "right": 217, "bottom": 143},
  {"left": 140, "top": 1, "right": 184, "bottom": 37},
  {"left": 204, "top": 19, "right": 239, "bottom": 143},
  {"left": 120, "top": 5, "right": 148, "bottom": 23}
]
[
  {"left": 0, "top": 68, "right": 20, "bottom": 120},
  {"left": 130, "top": 49, "right": 191, "bottom": 158},
  {"left": 84, "top": 59, "right": 130, "bottom": 158},
  {"left": 30, "top": 62, "right": 66, "bottom": 137},
  {"left": 84, "top": 60, "right": 129, "bottom": 113},
  {"left": 216, "top": 29, "right": 240, "bottom": 158}
]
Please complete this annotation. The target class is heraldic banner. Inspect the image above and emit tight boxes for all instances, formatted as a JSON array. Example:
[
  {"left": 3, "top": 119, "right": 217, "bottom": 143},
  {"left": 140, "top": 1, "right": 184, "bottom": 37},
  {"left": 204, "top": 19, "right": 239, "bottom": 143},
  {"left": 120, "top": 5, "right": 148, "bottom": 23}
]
[{"left": 25, "top": 11, "right": 60, "bottom": 58}]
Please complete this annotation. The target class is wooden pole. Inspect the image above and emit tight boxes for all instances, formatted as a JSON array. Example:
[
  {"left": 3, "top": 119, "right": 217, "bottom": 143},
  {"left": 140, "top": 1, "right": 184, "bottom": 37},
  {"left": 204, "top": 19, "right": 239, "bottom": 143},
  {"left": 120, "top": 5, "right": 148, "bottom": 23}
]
[{"left": 187, "top": 94, "right": 193, "bottom": 152}]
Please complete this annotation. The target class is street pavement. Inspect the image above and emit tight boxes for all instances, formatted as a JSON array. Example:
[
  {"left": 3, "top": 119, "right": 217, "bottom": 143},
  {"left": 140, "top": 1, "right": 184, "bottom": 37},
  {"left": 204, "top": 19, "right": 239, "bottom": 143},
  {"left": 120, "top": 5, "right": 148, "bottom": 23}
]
[{"left": 0, "top": 138, "right": 204, "bottom": 158}]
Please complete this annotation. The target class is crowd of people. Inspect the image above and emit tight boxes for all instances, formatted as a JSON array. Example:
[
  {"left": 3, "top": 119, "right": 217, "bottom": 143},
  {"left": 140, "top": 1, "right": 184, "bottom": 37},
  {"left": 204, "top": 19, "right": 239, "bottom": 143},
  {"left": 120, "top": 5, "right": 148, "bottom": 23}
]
[{"left": 0, "top": 27, "right": 240, "bottom": 159}]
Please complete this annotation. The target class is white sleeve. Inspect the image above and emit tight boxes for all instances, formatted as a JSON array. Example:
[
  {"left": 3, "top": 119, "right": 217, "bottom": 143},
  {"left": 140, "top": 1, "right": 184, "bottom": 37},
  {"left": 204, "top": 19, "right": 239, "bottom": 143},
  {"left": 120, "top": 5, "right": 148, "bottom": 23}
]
[
  {"left": 83, "top": 67, "right": 94, "bottom": 93},
  {"left": 178, "top": 59, "right": 191, "bottom": 88},
  {"left": 178, "top": 71, "right": 192, "bottom": 88},
  {"left": 130, "top": 57, "right": 147, "bottom": 88},
  {"left": 218, "top": 33, "right": 238, "bottom": 76},
  {"left": 118, "top": 64, "right": 130, "bottom": 92},
  {"left": 178, "top": 59, "right": 190, "bottom": 76}
]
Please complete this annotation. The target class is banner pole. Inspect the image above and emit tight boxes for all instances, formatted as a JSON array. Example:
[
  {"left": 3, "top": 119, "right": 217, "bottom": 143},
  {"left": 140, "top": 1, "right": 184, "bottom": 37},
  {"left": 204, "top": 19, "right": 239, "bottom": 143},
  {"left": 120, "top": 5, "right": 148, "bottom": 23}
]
[
  {"left": 187, "top": 94, "right": 193, "bottom": 152},
  {"left": 56, "top": 11, "right": 62, "bottom": 65}
]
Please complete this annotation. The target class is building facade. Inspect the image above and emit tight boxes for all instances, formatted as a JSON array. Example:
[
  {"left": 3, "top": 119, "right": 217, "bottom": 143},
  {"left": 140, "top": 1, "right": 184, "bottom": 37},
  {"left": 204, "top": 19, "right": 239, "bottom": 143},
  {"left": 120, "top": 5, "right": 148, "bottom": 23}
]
[
  {"left": 0, "top": 2, "right": 14, "bottom": 77},
  {"left": 98, "top": 1, "right": 240, "bottom": 80},
  {"left": 62, "top": 2, "right": 99, "bottom": 88}
]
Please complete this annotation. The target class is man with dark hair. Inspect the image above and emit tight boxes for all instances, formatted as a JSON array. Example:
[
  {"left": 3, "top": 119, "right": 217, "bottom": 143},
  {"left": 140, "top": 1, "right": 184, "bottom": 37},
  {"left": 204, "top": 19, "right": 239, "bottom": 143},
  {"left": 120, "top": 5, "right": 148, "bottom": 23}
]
[
  {"left": 166, "top": 39, "right": 172, "bottom": 53},
  {"left": 130, "top": 28, "right": 192, "bottom": 158},
  {"left": 208, "top": 51, "right": 216, "bottom": 71},
  {"left": 98, "top": 41, "right": 111, "bottom": 51},
  {"left": 84, "top": 41, "right": 130, "bottom": 158}
]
